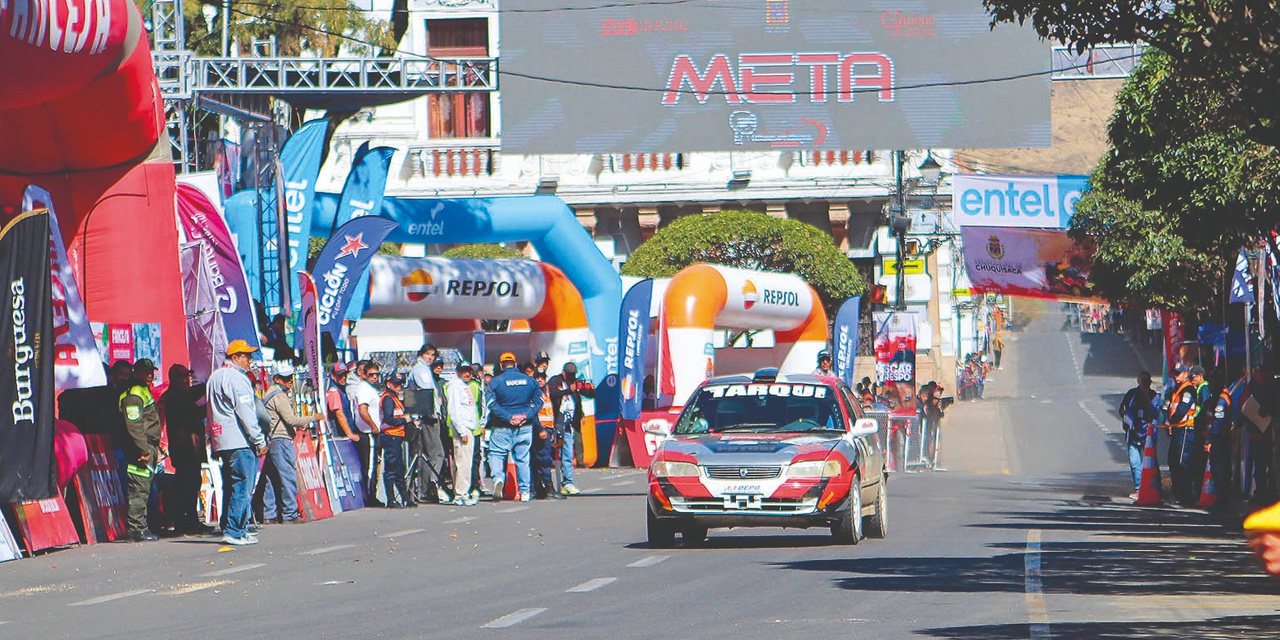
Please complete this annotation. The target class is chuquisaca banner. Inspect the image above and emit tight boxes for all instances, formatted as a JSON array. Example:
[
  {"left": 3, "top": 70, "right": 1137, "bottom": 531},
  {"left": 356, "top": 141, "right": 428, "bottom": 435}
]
[
  {"left": 0, "top": 210, "right": 58, "bottom": 502},
  {"left": 617, "top": 279, "right": 653, "bottom": 421},
  {"left": 332, "top": 144, "right": 398, "bottom": 325},
  {"left": 873, "top": 311, "right": 918, "bottom": 418},
  {"left": 312, "top": 216, "right": 399, "bottom": 340},
  {"left": 832, "top": 296, "right": 861, "bottom": 388},
  {"left": 176, "top": 183, "right": 262, "bottom": 353},
  {"left": 960, "top": 226, "right": 1101, "bottom": 302},
  {"left": 23, "top": 186, "right": 107, "bottom": 393}
]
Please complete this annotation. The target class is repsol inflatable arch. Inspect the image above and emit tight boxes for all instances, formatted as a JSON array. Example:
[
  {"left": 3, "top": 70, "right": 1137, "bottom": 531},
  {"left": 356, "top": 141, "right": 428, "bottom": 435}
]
[
  {"left": 0, "top": 0, "right": 189, "bottom": 378},
  {"left": 365, "top": 255, "right": 609, "bottom": 466},
  {"left": 313, "top": 194, "right": 621, "bottom": 388},
  {"left": 660, "top": 264, "right": 828, "bottom": 406}
]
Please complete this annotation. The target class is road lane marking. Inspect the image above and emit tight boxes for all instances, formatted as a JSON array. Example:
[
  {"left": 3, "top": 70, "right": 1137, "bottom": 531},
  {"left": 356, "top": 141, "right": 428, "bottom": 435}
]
[
  {"left": 200, "top": 563, "right": 266, "bottom": 577},
  {"left": 0, "top": 584, "right": 72, "bottom": 599},
  {"left": 627, "top": 555, "right": 669, "bottom": 568},
  {"left": 444, "top": 516, "right": 476, "bottom": 524},
  {"left": 482, "top": 608, "right": 547, "bottom": 628},
  {"left": 581, "top": 488, "right": 604, "bottom": 494},
  {"left": 69, "top": 589, "right": 154, "bottom": 606},
  {"left": 611, "top": 480, "right": 633, "bottom": 487},
  {"left": 164, "top": 580, "right": 233, "bottom": 596},
  {"left": 1025, "top": 529, "right": 1049, "bottom": 639},
  {"left": 566, "top": 577, "right": 616, "bottom": 593},
  {"left": 301, "top": 544, "right": 355, "bottom": 556},
  {"left": 496, "top": 506, "right": 528, "bottom": 514},
  {"left": 380, "top": 528, "right": 426, "bottom": 539}
]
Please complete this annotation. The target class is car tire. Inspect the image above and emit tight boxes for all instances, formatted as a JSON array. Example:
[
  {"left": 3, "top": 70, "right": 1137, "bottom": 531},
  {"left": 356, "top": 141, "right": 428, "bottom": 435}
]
[
  {"left": 682, "top": 525, "right": 708, "bottom": 546},
  {"left": 647, "top": 508, "right": 676, "bottom": 548},
  {"left": 863, "top": 475, "right": 888, "bottom": 539},
  {"left": 830, "top": 475, "right": 863, "bottom": 545}
]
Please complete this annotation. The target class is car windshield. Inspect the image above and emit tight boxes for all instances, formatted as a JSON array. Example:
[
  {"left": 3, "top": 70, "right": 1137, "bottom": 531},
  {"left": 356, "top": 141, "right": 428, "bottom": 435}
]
[{"left": 673, "top": 383, "right": 845, "bottom": 434}]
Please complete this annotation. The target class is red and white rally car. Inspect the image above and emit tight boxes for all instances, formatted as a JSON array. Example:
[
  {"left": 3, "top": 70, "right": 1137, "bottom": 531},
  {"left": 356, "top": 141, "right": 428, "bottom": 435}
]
[{"left": 646, "top": 372, "right": 887, "bottom": 547}]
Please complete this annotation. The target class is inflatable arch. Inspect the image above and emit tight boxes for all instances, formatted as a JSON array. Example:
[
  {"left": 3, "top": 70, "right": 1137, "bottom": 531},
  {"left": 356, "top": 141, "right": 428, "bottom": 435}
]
[
  {"left": 660, "top": 264, "right": 828, "bottom": 407},
  {"left": 0, "top": 0, "right": 189, "bottom": 380},
  {"left": 364, "top": 255, "right": 609, "bottom": 466}
]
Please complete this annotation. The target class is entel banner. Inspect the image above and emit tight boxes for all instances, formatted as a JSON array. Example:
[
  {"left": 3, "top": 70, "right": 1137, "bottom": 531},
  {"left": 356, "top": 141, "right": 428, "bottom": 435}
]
[
  {"left": 952, "top": 174, "right": 1089, "bottom": 229},
  {"left": 500, "top": 0, "right": 1048, "bottom": 153}
]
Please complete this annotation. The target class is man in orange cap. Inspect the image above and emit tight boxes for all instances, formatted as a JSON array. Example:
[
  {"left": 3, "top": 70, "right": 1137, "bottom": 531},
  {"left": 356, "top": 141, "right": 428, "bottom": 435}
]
[
  {"left": 485, "top": 352, "right": 545, "bottom": 501},
  {"left": 206, "top": 339, "right": 267, "bottom": 545}
]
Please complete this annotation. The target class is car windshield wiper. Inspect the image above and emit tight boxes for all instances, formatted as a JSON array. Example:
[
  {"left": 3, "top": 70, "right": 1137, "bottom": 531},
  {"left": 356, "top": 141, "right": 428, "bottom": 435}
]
[{"left": 715, "top": 423, "right": 780, "bottom": 432}]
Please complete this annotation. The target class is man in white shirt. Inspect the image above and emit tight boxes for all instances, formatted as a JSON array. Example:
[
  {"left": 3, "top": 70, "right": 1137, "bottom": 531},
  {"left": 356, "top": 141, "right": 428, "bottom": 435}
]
[
  {"left": 408, "top": 344, "right": 449, "bottom": 502},
  {"left": 352, "top": 361, "right": 383, "bottom": 505},
  {"left": 446, "top": 363, "right": 480, "bottom": 506}
]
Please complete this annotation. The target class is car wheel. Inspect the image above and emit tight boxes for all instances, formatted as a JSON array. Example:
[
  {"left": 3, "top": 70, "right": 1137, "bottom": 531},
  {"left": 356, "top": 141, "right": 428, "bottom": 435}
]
[
  {"left": 863, "top": 475, "right": 888, "bottom": 539},
  {"left": 647, "top": 508, "right": 676, "bottom": 548},
  {"left": 682, "top": 525, "right": 708, "bottom": 546},
  {"left": 830, "top": 475, "right": 863, "bottom": 545}
]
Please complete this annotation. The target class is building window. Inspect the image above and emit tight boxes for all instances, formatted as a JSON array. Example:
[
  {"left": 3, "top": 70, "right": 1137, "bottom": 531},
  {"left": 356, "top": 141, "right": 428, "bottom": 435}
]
[
  {"left": 427, "top": 18, "right": 489, "bottom": 57},
  {"left": 429, "top": 93, "right": 490, "bottom": 138}
]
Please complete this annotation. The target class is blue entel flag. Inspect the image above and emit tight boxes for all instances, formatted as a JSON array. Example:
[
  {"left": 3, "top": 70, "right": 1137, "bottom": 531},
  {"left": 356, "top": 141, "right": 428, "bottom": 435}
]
[
  {"left": 313, "top": 216, "right": 399, "bottom": 340},
  {"left": 618, "top": 279, "right": 654, "bottom": 420},
  {"left": 832, "top": 296, "right": 861, "bottom": 388},
  {"left": 1230, "top": 248, "right": 1255, "bottom": 304},
  {"left": 331, "top": 144, "right": 397, "bottom": 324}
]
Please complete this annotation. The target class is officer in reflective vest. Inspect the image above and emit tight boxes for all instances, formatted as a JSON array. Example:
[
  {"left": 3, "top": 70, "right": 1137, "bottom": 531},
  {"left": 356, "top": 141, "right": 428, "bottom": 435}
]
[
  {"left": 1164, "top": 365, "right": 1202, "bottom": 506},
  {"left": 119, "top": 359, "right": 163, "bottom": 541}
]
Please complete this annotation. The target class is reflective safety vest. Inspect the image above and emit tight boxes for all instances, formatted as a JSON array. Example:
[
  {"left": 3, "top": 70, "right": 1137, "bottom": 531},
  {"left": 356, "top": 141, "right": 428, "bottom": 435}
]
[
  {"left": 538, "top": 391, "right": 555, "bottom": 430},
  {"left": 1167, "top": 381, "right": 1198, "bottom": 427},
  {"left": 380, "top": 391, "right": 407, "bottom": 438}
]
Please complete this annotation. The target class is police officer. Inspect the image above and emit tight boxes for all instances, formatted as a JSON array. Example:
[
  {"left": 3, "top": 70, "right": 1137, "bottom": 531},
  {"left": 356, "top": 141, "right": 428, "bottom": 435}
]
[
  {"left": 379, "top": 373, "right": 415, "bottom": 508},
  {"left": 486, "top": 352, "right": 544, "bottom": 502},
  {"left": 119, "top": 359, "right": 162, "bottom": 541},
  {"left": 1207, "top": 372, "right": 1246, "bottom": 512},
  {"left": 1165, "top": 366, "right": 1202, "bottom": 506}
]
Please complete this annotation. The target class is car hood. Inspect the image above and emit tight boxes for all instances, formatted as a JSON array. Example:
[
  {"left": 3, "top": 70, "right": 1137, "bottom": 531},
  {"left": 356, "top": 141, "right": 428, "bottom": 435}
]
[{"left": 661, "top": 432, "right": 841, "bottom": 465}]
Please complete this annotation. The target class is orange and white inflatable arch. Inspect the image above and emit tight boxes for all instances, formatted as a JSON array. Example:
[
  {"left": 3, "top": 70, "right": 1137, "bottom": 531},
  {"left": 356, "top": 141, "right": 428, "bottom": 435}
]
[{"left": 659, "top": 263, "right": 828, "bottom": 406}]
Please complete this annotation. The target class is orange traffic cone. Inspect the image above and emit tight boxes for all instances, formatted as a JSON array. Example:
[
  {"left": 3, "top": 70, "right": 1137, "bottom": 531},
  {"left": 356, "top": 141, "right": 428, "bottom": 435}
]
[
  {"left": 504, "top": 461, "right": 519, "bottom": 500},
  {"left": 1134, "top": 423, "right": 1163, "bottom": 505},
  {"left": 1196, "top": 451, "right": 1217, "bottom": 508}
]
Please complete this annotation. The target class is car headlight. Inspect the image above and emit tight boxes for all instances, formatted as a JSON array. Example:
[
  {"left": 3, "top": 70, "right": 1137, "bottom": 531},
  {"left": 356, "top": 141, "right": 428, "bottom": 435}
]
[
  {"left": 786, "top": 459, "right": 841, "bottom": 478},
  {"left": 651, "top": 460, "right": 701, "bottom": 478}
]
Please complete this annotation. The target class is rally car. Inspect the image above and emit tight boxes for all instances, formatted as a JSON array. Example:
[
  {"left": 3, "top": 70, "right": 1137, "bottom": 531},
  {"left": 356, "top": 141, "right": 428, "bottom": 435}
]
[{"left": 645, "top": 372, "right": 888, "bottom": 547}]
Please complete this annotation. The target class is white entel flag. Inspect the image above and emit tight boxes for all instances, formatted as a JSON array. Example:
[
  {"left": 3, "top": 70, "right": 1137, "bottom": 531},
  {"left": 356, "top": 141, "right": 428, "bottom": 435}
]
[{"left": 23, "top": 185, "right": 108, "bottom": 393}]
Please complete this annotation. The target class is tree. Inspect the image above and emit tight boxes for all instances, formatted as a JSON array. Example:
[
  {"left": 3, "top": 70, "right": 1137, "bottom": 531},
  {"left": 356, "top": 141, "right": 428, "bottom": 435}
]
[
  {"left": 621, "top": 211, "right": 864, "bottom": 316},
  {"left": 983, "top": 0, "right": 1280, "bottom": 147},
  {"left": 442, "top": 244, "right": 526, "bottom": 260}
]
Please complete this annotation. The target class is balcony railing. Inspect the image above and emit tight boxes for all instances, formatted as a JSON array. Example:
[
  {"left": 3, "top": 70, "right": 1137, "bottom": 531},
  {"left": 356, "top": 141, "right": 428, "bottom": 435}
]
[{"left": 190, "top": 57, "right": 497, "bottom": 94}]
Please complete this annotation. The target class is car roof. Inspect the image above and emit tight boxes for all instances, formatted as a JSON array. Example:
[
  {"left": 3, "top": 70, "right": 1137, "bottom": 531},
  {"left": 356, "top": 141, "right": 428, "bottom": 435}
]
[{"left": 701, "top": 373, "right": 836, "bottom": 386}]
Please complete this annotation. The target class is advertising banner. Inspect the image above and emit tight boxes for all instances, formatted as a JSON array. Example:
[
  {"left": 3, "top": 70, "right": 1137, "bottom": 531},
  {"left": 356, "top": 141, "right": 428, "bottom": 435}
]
[
  {"left": 277, "top": 120, "right": 329, "bottom": 296},
  {"left": 874, "top": 312, "right": 918, "bottom": 418},
  {"left": 500, "top": 0, "right": 1049, "bottom": 153},
  {"left": 180, "top": 242, "right": 229, "bottom": 383},
  {"left": 298, "top": 271, "right": 323, "bottom": 396},
  {"left": 832, "top": 296, "right": 861, "bottom": 388},
  {"left": 326, "top": 437, "right": 366, "bottom": 511},
  {"left": 176, "top": 183, "right": 262, "bottom": 352},
  {"left": 0, "top": 509, "right": 20, "bottom": 561},
  {"left": 960, "top": 226, "right": 1101, "bottom": 302},
  {"left": 952, "top": 175, "right": 1088, "bottom": 229},
  {"left": 73, "top": 434, "right": 127, "bottom": 543},
  {"left": 618, "top": 279, "right": 654, "bottom": 420},
  {"left": 12, "top": 496, "right": 80, "bottom": 553},
  {"left": 106, "top": 324, "right": 133, "bottom": 364},
  {"left": 213, "top": 139, "right": 241, "bottom": 203},
  {"left": 132, "top": 323, "right": 162, "bottom": 385},
  {"left": 366, "top": 256, "right": 547, "bottom": 320},
  {"left": 1230, "top": 248, "right": 1255, "bottom": 304},
  {"left": 312, "top": 216, "right": 399, "bottom": 340},
  {"left": 626, "top": 410, "right": 679, "bottom": 469},
  {"left": 23, "top": 186, "right": 107, "bottom": 393},
  {"left": 0, "top": 210, "right": 58, "bottom": 503},
  {"left": 333, "top": 145, "right": 398, "bottom": 324},
  {"left": 293, "top": 429, "right": 334, "bottom": 521}
]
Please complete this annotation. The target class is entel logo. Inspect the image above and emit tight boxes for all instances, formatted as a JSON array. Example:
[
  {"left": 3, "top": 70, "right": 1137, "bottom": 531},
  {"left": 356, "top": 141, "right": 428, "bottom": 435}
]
[
  {"left": 402, "top": 270, "right": 440, "bottom": 302},
  {"left": 742, "top": 280, "right": 759, "bottom": 309}
]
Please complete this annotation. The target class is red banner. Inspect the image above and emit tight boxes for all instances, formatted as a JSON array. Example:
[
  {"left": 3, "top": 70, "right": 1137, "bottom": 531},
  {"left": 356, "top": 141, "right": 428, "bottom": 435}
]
[
  {"left": 73, "top": 434, "right": 127, "bottom": 543},
  {"left": 1162, "top": 310, "right": 1185, "bottom": 378},
  {"left": 294, "top": 430, "right": 334, "bottom": 521},
  {"left": 874, "top": 312, "right": 919, "bottom": 417},
  {"left": 12, "top": 496, "right": 80, "bottom": 553},
  {"left": 624, "top": 411, "right": 680, "bottom": 468}
]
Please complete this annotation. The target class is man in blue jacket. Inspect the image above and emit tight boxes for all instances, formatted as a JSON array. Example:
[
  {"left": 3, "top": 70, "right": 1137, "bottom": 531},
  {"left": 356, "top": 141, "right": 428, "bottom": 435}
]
[{"left": 486, "top": 352, "right": 544, "bottom": 502}]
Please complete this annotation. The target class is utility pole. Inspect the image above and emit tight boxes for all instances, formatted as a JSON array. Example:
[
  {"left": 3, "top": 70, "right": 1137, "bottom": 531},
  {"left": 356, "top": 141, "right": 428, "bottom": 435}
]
[{"left": 891, "top": 150, "right": 909, "bottom": 310}]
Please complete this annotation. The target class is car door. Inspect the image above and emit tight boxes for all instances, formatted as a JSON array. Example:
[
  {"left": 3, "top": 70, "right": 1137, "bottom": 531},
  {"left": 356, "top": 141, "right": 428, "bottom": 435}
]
[{"left": 838, "top": 384, "right": 883, "bottom": 502}]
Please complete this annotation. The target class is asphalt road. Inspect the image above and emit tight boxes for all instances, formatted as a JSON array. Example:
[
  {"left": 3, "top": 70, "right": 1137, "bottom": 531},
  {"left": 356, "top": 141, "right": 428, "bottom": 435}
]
[{"left": 3, "top": 301, "right": 1278, "bottom": 639}]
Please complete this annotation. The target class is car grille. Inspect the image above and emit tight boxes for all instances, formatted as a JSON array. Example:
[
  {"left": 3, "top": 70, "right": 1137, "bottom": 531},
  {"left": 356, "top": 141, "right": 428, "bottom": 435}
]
[
  {"left": 702, "top": 465, "right": 782, "bottom": 480},
  {"left": 669, "top": 497, "right": 819, "bottom": 514}
]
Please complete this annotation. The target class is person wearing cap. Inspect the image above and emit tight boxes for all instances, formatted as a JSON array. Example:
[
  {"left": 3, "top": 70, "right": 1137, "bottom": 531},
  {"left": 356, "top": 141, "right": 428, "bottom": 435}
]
[
  {"left": 352, "top": 360, "right": 385, "bottom": 506},
  {"left": 257, "top": 363, "right": 321, "bottom": 523},
  {"left": 326, "top": 362, "right": 360, "bottom": 443},
  {"left": 207, "top": 339, "right": 268, "bottom": 545},
  {"left": 534, "top": 351, "right": 551, "bottom": 377},
  {"left": 379, "top": 372, "right": 415, "bottom": 508},
  {"left": 118, "top": 358, "right": 163, "bottom": 541},
  {"left": 547, "top": 361, "right": 594, "bottom": 496},
  {"left": 408, "top": 344, "right": 449, "bottom": 503},
  {"left": 486, "top": 352, "right": 544, "bottom": 502},
  {"left": 1163, "top": 365, "right": 1201, "bottom": 505},
  {"left": 161, "top": 363, "right": 211, "bottom": 535},
  {"left": 446, "top": 363, "right": 480, "bottom": 506},
  {"left": 812, "top": 351, "right": 834, "bottom": 377}
]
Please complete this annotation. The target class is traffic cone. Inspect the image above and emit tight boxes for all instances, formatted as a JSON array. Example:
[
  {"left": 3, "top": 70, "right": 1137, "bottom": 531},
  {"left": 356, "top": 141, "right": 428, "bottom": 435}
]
[
  {"left": 1196, "top": 452, "right": 1217, "bottom": 508},
  {"left": 504, "top": 461, "right": 519, "bottom": 500},
  {"left": 1134, "top": 423, "right": 1163, "bottom": 505}
]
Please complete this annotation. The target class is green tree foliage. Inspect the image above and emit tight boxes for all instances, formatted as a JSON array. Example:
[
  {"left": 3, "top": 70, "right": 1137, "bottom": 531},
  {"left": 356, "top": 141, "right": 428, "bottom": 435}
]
[
  {"left": 442, "top": 244, "right": 525, "bottom": 260},
  {"left": 983, "top": 0, "right": 1280, "bottom": 147},
  {"left": 167, "top": 0, "right": 395, "bottom": 58},
  {"left": 1068, "top": 50, "right": 1280, "bottom": 312},
  {"left": 621, "top": 211, "right": 864, "bottom": 316}
]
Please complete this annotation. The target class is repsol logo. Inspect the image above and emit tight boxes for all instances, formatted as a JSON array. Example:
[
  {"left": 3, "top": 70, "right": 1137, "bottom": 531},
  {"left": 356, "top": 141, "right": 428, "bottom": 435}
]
[
  {"left": 622, "top": 308, "right": 644, "bottom": 371},
  {"left": 447, "top": 280, "right": 522, "bottom": 297},
  {"left": 761, "top": 289, "right": 800, "bottom": 306}
]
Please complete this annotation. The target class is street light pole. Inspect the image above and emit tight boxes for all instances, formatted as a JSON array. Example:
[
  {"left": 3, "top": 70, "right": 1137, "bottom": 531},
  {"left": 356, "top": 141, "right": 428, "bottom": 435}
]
[{"left": 894, "top": 150, "right": 907, "bottom": 310}]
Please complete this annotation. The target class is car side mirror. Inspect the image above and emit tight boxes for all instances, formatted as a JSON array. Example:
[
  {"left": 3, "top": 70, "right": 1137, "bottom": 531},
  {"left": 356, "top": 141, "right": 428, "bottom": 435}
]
[{"left": 849, "top": 417, "right": 878, "bottom": 439}]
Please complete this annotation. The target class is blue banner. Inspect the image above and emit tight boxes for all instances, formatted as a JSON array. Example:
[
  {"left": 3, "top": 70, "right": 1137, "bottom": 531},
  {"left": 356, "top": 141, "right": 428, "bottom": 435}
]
[
  {"left": 832, "top": 296, "right": 861, "bottom": 388},
  {"left": 618, "top": 279, "right": 653, "bottom": 420},
  {"left": 331, "top": 145, "right": 397, "bottom": 324},
  {"left": 313, "top": 216, "right": 399, "bottom": 339},
  {"left": 1230, "top": 248, "right": 1254, "bottom": 304}
]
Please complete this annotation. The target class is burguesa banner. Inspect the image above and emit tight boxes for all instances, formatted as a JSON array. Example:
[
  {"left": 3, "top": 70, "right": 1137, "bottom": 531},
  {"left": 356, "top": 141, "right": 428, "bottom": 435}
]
[
  {"left": 366, "top": 256, "right": 548, "bottom": 319},
  {"left": 960, "top": 226, "right": 1102, "bottom": 302},
  {"left": 952, "top": 174, "right": 1089, "bottom": 229},
  {"left": 500, "top": 0, "right": 1049, "bottom": 152}
]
